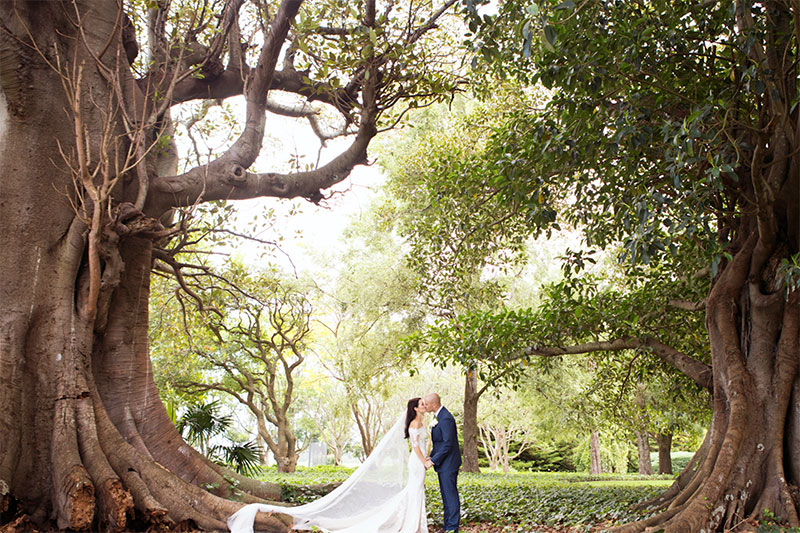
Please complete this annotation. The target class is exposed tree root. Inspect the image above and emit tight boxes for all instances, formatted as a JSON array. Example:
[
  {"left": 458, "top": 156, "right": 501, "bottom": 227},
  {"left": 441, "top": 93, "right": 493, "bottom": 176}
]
[
  {"left": 76, "top": 397, "right": 134, "bottom": 530},
  {"left": 52, "top": 398, "right": 95, "bottom": 530},
  {"left": 0, "top": 515, "right": 36, "bottom": 533}
]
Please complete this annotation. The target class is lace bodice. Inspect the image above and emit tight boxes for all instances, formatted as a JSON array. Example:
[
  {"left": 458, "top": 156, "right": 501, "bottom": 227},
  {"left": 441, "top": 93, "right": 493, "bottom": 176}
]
[{"left": 408, "top": 426, "right": 427, "bottom": 449}]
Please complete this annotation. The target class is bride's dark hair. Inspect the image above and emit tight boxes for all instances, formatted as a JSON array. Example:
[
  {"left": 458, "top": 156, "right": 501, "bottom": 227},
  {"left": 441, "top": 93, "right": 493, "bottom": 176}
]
[{"left": 404, "top": 397, "right": 421, "bottom": 439}]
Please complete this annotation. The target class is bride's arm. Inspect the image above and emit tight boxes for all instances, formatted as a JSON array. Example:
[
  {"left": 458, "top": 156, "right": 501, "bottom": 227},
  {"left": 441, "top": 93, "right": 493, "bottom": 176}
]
[{"left": 411, "top": 433, "right": 426, "bottom": 464}]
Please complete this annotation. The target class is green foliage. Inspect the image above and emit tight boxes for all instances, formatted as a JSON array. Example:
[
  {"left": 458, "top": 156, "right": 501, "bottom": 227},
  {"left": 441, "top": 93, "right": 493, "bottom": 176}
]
[
  {"left": 777, "top": 254, "right": 800, "bottom": 299},
  {"left": 311, "top": 209, "right": 428, "bottom": 452},
  {"left": 512, "top": 440, "right": 577, "bottom": 472},
  {"left": 464, "top": 1, "right": 747, "bottom": 262},
  {"left": 402, "top": 307, "right": 539, "bottom": 388},
  {"left": 219, "top": 441, "right": 264, "bottom": 477},
  {"left": 758, "top": 508, "right": 800, "bottom": 532},
  {"left": 176, "top": 400, "right": 263, "bottom": 475},
  {"left": 378, "top": 92, "right": 546, "bottom": 316},
  {"left": 177, "top": 400, "right": 232, "bottom": 449},
  {"left": 572, "top": 436, "right": 631, "bottom": 475}
]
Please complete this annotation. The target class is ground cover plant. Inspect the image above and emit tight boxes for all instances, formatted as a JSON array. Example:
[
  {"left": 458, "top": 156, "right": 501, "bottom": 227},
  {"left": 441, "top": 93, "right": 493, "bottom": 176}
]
[{"left": 260, "top": 467, "right": 669, "bottom": 529}]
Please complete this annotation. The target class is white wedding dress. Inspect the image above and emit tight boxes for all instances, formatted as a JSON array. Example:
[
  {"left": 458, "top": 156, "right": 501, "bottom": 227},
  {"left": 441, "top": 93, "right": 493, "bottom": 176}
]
[{"left": 228, "top": 418, "right": 428, "bottom": 533}]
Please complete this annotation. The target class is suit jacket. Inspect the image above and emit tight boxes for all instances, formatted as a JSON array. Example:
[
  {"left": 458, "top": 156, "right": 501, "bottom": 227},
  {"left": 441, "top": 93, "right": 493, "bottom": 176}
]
[{"left": 429, "top": 406, "right": 461, "bottom": 472}]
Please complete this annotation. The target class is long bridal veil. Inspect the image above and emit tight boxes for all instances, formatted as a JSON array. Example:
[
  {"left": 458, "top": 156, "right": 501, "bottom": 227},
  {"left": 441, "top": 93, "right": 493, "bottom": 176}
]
[{"left": 228, "top": 416, "right": 409, "bottom": 533}]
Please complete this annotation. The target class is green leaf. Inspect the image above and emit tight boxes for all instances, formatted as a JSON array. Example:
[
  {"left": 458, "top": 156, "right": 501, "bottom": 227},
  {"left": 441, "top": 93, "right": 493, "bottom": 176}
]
[{"left": 543, "top": 25, "right": 557, "bottom": 52}]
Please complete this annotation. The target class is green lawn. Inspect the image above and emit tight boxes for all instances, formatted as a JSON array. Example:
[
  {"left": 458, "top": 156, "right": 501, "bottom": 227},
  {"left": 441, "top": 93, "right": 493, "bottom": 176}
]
[{"left": 258, "top": 467, "right": 673, "bottom": 529}]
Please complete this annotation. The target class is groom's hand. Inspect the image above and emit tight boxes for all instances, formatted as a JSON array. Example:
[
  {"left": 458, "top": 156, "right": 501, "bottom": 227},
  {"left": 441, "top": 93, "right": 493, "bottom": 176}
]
[{"left": 424, "top": 459, "right": 433, "bottom": 469}]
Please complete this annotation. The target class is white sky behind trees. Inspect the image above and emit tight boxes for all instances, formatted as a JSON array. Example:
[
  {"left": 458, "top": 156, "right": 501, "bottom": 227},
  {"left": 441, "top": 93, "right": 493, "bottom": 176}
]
[{"left": 173, "top": 94, "right": 385, "bottom": 274}]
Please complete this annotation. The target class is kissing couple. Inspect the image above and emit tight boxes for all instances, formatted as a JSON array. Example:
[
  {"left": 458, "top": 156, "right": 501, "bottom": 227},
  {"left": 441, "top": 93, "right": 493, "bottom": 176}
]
[{"left": 228, "top": 392, "right": 462, "bottom": 533}]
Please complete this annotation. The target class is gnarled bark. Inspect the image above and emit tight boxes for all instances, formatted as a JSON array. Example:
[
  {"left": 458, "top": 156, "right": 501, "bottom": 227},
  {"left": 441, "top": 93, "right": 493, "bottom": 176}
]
[
  {"left": 613, "top": 230, "right": 800, "bottom": 532},
  {"left": 1, "top": 0, "right": 458, "bottom": 528}
]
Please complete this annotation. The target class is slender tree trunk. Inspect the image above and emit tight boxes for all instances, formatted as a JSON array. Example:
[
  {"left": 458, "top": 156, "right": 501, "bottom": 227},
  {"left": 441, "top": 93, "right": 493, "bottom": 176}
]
[
  {"left": 500, "top": 429, "right": 511, "bottom": 473},
  {"left": 633, "top": 384, "right": 653, "bottom": 475},
  {"left": 352, "top": 403, "right": 378, "bottom": 457},
  {"left": 590, "top": 431, "right": 602, "bottom": 475},
  {"left": 256, "top": 433, "right": 269, "bottom": 465},
  {"left": 461, "top": 369, "right": 480, "bottom": 472},
  {"left": 635, "top": 432, "right": 653, "bottom": 476},
  {"left": 332, "top": 445, "right": 343, "bottom": 466},
  {"left": 657, "top": 433, "right": 673, "bottom": 475}
]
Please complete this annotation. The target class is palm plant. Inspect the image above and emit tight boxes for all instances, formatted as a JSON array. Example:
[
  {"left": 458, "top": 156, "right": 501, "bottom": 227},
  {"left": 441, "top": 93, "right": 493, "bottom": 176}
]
[{"left": 177, "top": 400, "right": 263, "bottom": 475}]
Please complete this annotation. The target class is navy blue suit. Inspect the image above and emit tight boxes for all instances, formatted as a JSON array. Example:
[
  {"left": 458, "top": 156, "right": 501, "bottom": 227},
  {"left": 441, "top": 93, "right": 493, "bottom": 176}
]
[{"left": 429, "top": 407, "right": 461, "bottom": 531}]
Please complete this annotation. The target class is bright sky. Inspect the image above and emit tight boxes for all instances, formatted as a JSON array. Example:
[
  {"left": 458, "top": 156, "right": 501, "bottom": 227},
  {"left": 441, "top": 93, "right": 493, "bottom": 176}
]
[{"left": 175, "top": 95, "right": 385, "bottom": 274}]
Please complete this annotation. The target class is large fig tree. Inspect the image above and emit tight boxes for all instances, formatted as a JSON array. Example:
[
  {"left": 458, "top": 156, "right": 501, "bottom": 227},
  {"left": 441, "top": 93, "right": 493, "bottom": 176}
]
[
  {"left": 456, "top": 0, "right": 800, "bottom": 530},
  {"left": 0, "top": 0, "right": 457, "bottom": 530}
]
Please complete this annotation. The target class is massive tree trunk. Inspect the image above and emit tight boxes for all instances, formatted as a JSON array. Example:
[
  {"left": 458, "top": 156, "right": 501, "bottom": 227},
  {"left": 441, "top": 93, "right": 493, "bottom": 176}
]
[
  {"left": 461, "top": 369, "right": 480, "bottom": 473},
  {"left": 0, "top": 0, "right": 391, "bottom": 529},
  {"left": 657, "top": 433, "right": 673, "bottom": 475},
  {"left": 0, "top": 37, "right": 289, "bottom": 524},
  {"left": 616, "top": 217, "right": 800, "bottom": 532}
]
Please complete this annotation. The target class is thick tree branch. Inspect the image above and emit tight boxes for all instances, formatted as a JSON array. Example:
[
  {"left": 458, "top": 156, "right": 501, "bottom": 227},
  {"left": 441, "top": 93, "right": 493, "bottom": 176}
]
[
  {"left": 668, "top": 299, "right": 706, "bottom": 311},
  {"left": 525, "top": 337, "right": 712, "bottom": 391},
  {"left": 169, "top": 68, "right": 359, "bottom": 116},
  {"left": 147, "top": 102, "right": 376, "bottom": 211},
  {"left": 640, "top": 337, "right": 713, "bottom": 391}
]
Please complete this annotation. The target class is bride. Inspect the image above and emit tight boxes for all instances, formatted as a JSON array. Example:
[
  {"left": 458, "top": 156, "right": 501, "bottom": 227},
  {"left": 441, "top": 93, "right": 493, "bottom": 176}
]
[{"left": 228, "top": 398, "right": 430, "bottom": 533}]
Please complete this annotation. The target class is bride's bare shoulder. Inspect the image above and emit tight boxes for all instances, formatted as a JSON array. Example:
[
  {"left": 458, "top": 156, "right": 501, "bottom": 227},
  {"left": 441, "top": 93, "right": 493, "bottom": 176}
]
[{"left": 410, "top": 420, "right": 423, "bottom": 429}]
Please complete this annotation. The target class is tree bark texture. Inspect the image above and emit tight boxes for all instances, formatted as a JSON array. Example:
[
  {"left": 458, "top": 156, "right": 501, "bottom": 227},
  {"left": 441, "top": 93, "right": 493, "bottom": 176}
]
[
  {"left": 589, "top": 431, "right": 602, "bottom": 475},
  {"left": 461, "top": 369, "right": 480, "bottom": 473},
  {"left": 635, "top": 432, "right": 653, "bottom": 476},
  {"left": 657, "top": 433, "right": 673, "bottom": 475}
]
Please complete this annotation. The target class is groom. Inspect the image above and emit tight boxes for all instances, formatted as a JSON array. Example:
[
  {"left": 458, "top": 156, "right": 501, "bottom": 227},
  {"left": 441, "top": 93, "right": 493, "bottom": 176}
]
[{"left": 424, "top": 393, "right": 461, "bottom": 532}]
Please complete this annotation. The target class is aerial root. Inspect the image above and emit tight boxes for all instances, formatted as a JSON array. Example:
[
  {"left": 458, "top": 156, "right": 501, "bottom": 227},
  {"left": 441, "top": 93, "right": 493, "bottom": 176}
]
[{"left": 609, "top": 505, "right": 683, "bottom": 533}]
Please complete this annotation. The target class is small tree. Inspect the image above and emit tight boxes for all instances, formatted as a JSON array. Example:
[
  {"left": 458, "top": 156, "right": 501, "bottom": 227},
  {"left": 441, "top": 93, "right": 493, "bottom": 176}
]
[
  {"left": 165, "top": 264, "right": 314, "bottom": 473},
  {"left": 313, "top": 211, "right": 424, "bottom": 456},
  {"left": 299, "top": 377, "right": 352, "bottom": 465},
  {"left": 477, "top": 389, "right": 535, "bottom": 472}
]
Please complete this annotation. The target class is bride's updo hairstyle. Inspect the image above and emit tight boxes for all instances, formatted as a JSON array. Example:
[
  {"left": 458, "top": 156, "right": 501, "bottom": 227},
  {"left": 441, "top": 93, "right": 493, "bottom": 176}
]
[{"left": 404, "top": 397, "right": 421, "bottom": 439}]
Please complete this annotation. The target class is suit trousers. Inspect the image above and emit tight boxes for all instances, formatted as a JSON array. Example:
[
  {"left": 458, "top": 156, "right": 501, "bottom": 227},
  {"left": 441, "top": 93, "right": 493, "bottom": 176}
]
[{"left": 436, "top": 468, "right": 459, "bottom": 531}]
